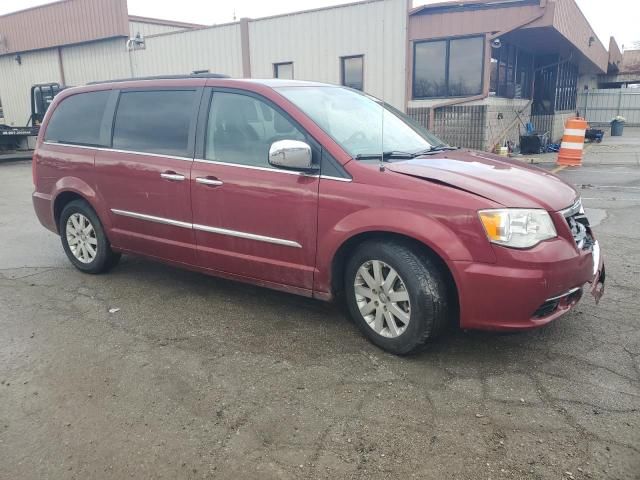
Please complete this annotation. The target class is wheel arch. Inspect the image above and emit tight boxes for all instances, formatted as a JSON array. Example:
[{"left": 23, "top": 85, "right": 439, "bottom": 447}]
[
  {"left": 52, "top": 178, "right": 109, "bottom": 234},
  {"left": 329, "top": 230, "right": 460, "bottom": 323},
  {"left": 53, "top": 191, "right": 87, "bottom": 232}
]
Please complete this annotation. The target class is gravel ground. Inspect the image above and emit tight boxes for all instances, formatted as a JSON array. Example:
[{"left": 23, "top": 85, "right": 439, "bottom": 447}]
[{"left": 0, "top": 156, "right": 638, "bottom": 479}]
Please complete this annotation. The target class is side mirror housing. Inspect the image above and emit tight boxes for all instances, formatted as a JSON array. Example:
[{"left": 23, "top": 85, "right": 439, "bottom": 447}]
[{"left": 268, "top": 140, "right": 317, "bottom": 172}]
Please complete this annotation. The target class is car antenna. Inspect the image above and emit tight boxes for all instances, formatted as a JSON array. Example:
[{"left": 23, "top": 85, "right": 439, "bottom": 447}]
[{"left": 379, "top": 14, "right": 385, "bottom": 172}]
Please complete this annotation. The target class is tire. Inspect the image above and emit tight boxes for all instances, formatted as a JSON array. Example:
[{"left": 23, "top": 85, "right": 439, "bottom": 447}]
[
  {"left": 344, "top": 240, "right": 451, "bottom": 355},
  {"left": 59, "top": 199, "right": 120, "bottom": 274}
]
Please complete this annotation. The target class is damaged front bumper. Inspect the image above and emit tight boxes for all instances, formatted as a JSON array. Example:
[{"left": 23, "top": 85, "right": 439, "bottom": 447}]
[{"left": 590, "top": 241, "right": 605, "bottom": 304}]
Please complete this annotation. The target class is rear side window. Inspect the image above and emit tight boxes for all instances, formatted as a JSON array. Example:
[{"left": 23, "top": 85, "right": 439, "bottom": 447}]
[
  {"left": 112, "top": 90, "right": 197, "bottom": 157},
  {"left": 44, "top": 91, "right": 110, "bottom": 146}
]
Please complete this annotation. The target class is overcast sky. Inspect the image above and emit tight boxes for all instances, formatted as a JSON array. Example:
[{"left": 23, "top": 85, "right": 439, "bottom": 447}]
[{"left": 2, "top": 0, "right": 638, "bottom": 50}]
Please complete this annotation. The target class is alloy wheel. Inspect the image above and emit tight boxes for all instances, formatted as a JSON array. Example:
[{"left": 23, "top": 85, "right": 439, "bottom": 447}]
[
  {"left": 66, "top": 213, "right": 98, "bottom": 264},
  {"left": 354, "top": 260, "right": 411, "bottom": 338}
]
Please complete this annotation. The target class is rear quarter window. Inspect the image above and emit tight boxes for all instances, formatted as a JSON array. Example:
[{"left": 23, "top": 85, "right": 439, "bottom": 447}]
[
  {"left": 112, "top": 90, "right": 197, "bottom": 157},
  {"left": 44, "top": 91, "right": 110, "bottom": 146}
]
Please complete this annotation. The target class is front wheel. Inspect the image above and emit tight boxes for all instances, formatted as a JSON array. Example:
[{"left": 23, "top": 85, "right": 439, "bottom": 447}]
[
  {"left": 344, "top": 240, "right": 452, "bottom": 355},
  {"left": 59, "top": 199, "right": 120, "bottom": 274}
]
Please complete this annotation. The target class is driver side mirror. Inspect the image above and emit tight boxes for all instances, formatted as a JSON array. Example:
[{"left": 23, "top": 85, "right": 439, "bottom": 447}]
[{"left": 268, "top": 140, "right": 317, "bottom": 172}]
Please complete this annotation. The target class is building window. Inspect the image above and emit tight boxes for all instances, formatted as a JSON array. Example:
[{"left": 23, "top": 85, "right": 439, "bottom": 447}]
[
  {"left": 490, "top": 43, "right": 533, "bottom": 99},
  {"left": 274, "top": 62, "right": 294, "bottom": 80},
  {"left": 413, "top": 36, "right": 484, "bottom": 99},
  {"left": 341, "top": 55, "right": 364, "bottom": 91}
]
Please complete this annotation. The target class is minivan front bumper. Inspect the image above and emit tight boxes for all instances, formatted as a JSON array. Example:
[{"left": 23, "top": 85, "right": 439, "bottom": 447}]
[{"left": 452, "top": 237, "right": 604, "bottom": 331}]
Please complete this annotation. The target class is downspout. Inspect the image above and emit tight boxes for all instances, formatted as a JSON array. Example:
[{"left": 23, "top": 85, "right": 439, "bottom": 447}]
[
  {"left": 57, "top": 47, "right": 66, "bottom": 86},
  {"left": 240, "top": 18, "right": 252, "bottom": 78},
  {"left": 426, "top": 0, "right": 548, "bottom": 129}
]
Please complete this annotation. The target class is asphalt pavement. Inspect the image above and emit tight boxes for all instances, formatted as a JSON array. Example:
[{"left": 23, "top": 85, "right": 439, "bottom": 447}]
[{"left": 0, "top": 140, "right": 639, "bottom": 479}]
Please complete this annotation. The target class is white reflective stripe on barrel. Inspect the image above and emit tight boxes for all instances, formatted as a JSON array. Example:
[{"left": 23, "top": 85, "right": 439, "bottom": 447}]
[
  {"left": 564, "top": 128, "right": 586, "bottom": 136},
  {"left": 560, "top": 141, "right": 585, "bottom": 150}
]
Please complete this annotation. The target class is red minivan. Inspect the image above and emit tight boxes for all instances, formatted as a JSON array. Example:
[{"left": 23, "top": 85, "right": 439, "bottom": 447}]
[{"left": 32, "top": 75, "right": 605, "bottom": 354}]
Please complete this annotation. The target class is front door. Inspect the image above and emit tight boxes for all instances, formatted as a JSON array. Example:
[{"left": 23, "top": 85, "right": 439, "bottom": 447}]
[
  {"left": 95, "top": 88, "right": 201, "bottom": 265},
  {"left": 190, "top": 90, "right": 319, "bottom": 292}
]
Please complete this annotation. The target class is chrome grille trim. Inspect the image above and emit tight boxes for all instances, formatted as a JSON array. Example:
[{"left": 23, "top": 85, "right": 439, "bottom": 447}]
[
  {"left": 545, "top": 287, "right": 582, "bottom": 302},
  {"left": 560, "top": 198, "right": 583, "bottom": 218}
]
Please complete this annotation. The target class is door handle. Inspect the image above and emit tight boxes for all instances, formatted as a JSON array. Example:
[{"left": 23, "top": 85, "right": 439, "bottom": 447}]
[
  {"left": 196, "top": 177, "right": 224, "bottom": 186},
  {"left": 160, "top": 172, "right": 185, "bottom": 181}
]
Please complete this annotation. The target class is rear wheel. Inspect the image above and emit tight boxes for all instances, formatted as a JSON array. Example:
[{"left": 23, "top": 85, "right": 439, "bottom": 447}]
[
  {"left": 59, "top": 200, "right": 120, "bottom": 274},
  {"left": 344, "top": 240, "right": 451, "bottom": 355}
]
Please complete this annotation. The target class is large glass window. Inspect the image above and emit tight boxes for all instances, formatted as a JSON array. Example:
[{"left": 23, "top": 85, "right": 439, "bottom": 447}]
[
  {"left": 413, "top": 36, "right": 484, "bottom": 99},
  {"left": 274, "top": 62, "right": 294, "bottom": 80},
  {"left": 112, "top": 90, "right": 197, "bottom": 157},
  {"left": 341, "top": 55, "right": 364, "bottom": 91},
  {"left": 277, "top": 86, "right": 441, "bottom": 158},
  {"left": 490, "top": 43, "right": 533, "bottom": 99},
  {"left": 44, "top": 91, "right": 110, "bottom": 146},
  {"left": 413, "top": 41, "right": 447, "bottom": 98},
  {"left": 205, "top": 92, "right": 305, "bottom": 168}
]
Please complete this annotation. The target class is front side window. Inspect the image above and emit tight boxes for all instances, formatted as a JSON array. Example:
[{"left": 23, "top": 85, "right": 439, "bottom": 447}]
[
  {"left": 277, "top": 86, "right": 442, "bottom": 158},
  {"left": 274, "top": 62, "right": 294, "bottom": 80},
  {"left": 413, "top": 36, "right": 484, "bottom": 99},
  {"left": 44, "top": 91, "right": 110, "bottom": 146},
  {"left": 205, "top": 92, "right": 305, "bottom": 168},
  {"left": 341, "top": 55, "right": 364, "bottom": 91},
  {"left": 112, "top": 90, "right": 197, "bottom": 157}
]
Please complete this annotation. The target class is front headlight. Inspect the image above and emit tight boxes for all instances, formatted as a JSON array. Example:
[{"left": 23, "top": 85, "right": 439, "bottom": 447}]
[{"left": 478, "top": 209, "right": 557, "bottom": 249}]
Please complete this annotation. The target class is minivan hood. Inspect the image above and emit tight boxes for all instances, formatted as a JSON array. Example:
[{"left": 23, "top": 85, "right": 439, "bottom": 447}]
[{"left": 386, "top": 150, "right": 577, "bottom": 211}]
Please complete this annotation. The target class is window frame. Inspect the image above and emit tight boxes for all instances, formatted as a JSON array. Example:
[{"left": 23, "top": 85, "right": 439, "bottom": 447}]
[
  {"left": 109, "top": 87, "right": 203, "bottom": 158},
  {"left": 490, "top": 43, "right": 534, "bottom": 99},
  {"left": 44, "top": 89, "right": 115, "bottom": 148},
  {"left": 412, "top": 35, "right": 485, "bottom": 100},
  {"left": 193, "top": 87, "right": 350, "bottom": 179},
  {"left": 273, "top": 62, "right": 294, "bottom": 80},
  {"left": 340, "top": 54, "right": 364, "bottom": 91}
]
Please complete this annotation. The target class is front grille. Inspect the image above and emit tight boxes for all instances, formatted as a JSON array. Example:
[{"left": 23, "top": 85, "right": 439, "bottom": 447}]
[
  {"left": 533, "top": 288, "right": 583, "bottom": 319},
  {"left": 533, "top": 299, "right": 560, "bottom": 318},
  {"left": 561, "top": 199, "right": 594, "bottom": 251}
]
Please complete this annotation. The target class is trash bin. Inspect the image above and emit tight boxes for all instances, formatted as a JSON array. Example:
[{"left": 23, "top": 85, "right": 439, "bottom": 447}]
[{"left": 611, "top": 118, "right": 625, "bottom": 136}]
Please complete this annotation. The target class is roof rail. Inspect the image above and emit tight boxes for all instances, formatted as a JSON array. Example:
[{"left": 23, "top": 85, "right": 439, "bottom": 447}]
[{"left": 88, "top": 73, "right": 231, "bottom": 85}]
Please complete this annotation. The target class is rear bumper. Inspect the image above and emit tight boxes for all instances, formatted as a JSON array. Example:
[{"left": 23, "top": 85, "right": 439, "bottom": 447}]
[
  {"left": 452, "top": 237, "right": 604, "bottom": 331},
  {"left": 32, "top": 191, "right": 57, "bottom": 233}
]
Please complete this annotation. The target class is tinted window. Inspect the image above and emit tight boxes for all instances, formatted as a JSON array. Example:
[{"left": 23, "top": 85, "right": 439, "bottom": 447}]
[
  {"left": 448, "top": 37, "right": 484, "bottom": 96},
  {"left": 205, "top": 92, "right": 305, "bottom": 168},
  {"left": 274, "top": 62, "right": 294, "bottom": 79},
  {"left": 413, "top": 41, "right": 447, "bottom": 98},
  {"left": 44, "top": 91, "right": 110, "bottom": 146},
  {"left": 413, "top": 36, "right": 484, "bottom": 98},
  {"left": 112, "top": 90, "right": 196, "bottom": 156},
  {"left": 342, "top": 56, "right": 364, "bottom": 91}
]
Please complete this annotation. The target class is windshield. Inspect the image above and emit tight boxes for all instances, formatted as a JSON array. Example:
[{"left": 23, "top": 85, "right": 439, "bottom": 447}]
[{"left": 277, "top": 86, "right": 446, "bottom": 158}]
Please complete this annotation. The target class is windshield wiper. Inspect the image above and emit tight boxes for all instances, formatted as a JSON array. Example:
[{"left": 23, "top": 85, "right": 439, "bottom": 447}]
[
  {"left": 354, "top": 145, "right": 458, "bottom": 161},
  {"left": 428, "top": 144, "right": 458, "bottom": 152},
  {"left": 355, "top": 151, "right": 417, "bottom": 161}
]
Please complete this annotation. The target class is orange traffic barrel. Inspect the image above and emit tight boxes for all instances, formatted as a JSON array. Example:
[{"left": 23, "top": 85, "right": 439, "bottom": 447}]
[{"left": 557, "top": 117, "right": 588, "bottom": 166}]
